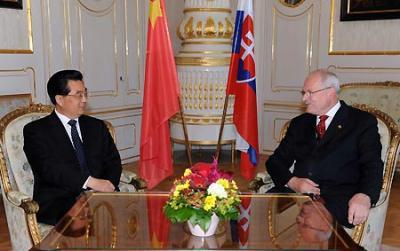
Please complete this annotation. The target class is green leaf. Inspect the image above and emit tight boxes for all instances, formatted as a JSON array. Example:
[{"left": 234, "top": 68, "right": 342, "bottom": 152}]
[
  {"left": 164, "top": 205, "right": 195, "bottom": 223},
  {"left": 189, "top": 211, "right": 212, "bottom": 232}
]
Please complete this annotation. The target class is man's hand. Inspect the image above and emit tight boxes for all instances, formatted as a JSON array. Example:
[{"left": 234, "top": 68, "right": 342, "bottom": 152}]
[
  {"left": 87, "top": 177, "right": 115, "bottom": 192},
  {"left": 287, "top": 177, "right": 320, "bottom": 195},
  {"left": 348, "top": 193, "right": 371, "bottom": 225}
]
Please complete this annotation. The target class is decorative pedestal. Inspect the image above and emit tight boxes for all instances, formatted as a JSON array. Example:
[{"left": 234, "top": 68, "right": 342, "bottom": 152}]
[{"left": 171, "top": 0, "right": 236, "bottom": 157}]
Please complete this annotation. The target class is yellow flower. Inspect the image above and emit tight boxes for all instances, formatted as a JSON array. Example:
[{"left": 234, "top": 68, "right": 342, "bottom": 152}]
[
  {"left": 203, "top": 195, "right": 216, "bottom": 211},
  {"left": 173, "top": 180, "right": 190, "bottom": 197},
  {"left": 183, "top": 180, "right": 190, "bottom": 188},
  {"left": 216, "top": 179, "right": 230, "bottom": 189},
  {"left": 231, "top": 180, "right": 238, "bottom": 190},
  {"left": 183, "top": 169, "right": 192, "bottom": 177}
]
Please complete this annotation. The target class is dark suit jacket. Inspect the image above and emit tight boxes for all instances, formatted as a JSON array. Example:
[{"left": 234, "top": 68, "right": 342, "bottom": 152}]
[
  {"left": 266, "top": 101, "right": 383, "bottom": 227},
  {"left": 23, "top": 111, "right": 122, "bottom": 225}
]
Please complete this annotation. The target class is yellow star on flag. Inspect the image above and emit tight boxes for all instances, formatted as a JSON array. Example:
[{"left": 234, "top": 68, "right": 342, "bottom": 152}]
[{"left": 149, "top": 0, "right": 162, "bottom": 29}]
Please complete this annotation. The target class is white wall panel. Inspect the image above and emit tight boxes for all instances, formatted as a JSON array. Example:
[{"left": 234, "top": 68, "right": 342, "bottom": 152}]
[
  {"left": 271, "top": 5, "right": 313, "bottom": 91},
  {"left": 78, "top": 4, "right": 118, "bottom": 97},
  {"left": 262, "top": 106, "right": 303, "bottom": 154}
]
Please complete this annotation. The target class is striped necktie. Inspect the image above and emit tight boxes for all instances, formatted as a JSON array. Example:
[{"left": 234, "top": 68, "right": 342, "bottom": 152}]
[
  {"left": 68, "top": 119, "right": 90, "bottom": 175},
  {"left": 316, "top": 115, "right": 329, "bottom": 139}
]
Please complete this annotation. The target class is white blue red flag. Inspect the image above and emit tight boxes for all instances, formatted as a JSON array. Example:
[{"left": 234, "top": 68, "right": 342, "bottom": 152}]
[{"left": 227, "top": 0, "right": 259, "bottom": 180}]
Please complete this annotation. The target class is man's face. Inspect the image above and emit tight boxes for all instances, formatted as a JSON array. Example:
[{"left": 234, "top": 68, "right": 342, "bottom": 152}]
[
  {"left": 56, "top": 80, "right": 87, "bottom": 119},
  {"left": 301, "top": 74, "right": 336, "bottom": 115}
]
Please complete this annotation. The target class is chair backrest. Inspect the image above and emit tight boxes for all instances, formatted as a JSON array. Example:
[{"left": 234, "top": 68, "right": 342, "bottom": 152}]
[
  {"left": 277, "top": 104, "right": 400, "bottom": 247},
  {"left": 0, "top": 104, "right": 53, "bottom": 197},
  {"left": 339, "top": 81, "right": 400, "bottom": 127}
]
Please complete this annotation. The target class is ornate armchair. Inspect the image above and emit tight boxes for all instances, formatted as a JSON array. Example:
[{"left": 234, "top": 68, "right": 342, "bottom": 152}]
[
  {"left": 250, "top": 105, "right": 400, "bottom": 250},
  {"left": 0, "top": 104, "right": 144, "bottom": 250},
  {"left": 339, "top": 81, "right": 400, "bottom": 170},
  {"left": 339, "top": 81, "right": 400, "bottom": 126}
]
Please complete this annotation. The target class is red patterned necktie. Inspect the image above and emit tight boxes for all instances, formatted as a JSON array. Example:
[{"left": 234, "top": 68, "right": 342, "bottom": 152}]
[{"left": 316, "top": 115, "right": 329, "bottom": 139}]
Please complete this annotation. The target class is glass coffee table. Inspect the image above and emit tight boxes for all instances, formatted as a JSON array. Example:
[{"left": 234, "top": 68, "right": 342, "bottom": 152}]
[{"left": 32, "top": 192, "right": 363, "bottom": 250}]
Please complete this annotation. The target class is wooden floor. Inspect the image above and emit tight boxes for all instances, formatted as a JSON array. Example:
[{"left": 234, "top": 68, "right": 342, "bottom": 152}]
[{"left": 1, "top": 152, "right": 400, "bottom": 250}]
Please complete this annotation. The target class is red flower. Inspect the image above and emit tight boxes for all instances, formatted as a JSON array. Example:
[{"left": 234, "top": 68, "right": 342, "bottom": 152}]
[
  {"left": 190, "top": 173, "right": 208, "bottom": 188},
  {"left": 190, "top": 162, "right": 212, "bottom": 178}
]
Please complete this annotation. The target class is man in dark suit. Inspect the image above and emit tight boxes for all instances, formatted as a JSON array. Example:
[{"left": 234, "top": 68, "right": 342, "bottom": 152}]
[
  {"left": 23, "top": 70, "right": 122, "bottom": 225},
  {"left": 266, "top": 69, "right": 383, "bottom": 228}
]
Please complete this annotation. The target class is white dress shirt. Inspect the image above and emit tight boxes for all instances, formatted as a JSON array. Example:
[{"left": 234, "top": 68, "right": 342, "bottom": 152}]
[{"left": 316, "top": 101, "right": 341, "bottom": 130}]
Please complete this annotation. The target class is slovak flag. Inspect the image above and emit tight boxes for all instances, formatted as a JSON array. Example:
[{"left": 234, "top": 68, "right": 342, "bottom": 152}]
[{"left": 226, "top": 0, "right": 259, "bottom": 180}]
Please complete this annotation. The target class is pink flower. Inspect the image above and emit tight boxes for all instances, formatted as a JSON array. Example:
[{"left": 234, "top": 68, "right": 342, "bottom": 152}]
[{"left": 189, "top": 158, "right": 233, "bottom": 184}]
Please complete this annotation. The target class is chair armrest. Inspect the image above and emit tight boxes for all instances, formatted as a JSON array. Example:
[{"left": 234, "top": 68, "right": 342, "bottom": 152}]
[
  {"left": 120, "top": 170, "right": 137, "bottom": 183},
  {"left": 6, "top": 190, "right": 39, "bottom": 214},
  {"left": 374, "top": 191, "right": 387, "bottom": 207},
  {"left": 249, "top": 171, "right": 274, "bottom": 192},
  {"left": 120, "top": 170, "right": 147, "bottom": 190},
  {"left": 7, "top": 191, "right": 31, "bottom": 206},
  {"left": 248, "top": 177, "right": 265, "bottom": 192}
]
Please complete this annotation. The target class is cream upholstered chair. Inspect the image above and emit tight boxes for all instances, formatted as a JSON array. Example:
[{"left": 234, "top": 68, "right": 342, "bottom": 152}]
[
  {"left": 339, "top": 81, "right": 400, "bottom": 126},
  {"left": 251, "top": 105, "right": 400, "bottom": 250},
  {"left": 0, "top": 104, "right": 143, "bottom": 250},
  {"left": 339, "top": 81, "right": 400, "bottom": 171},
  {"left": 344, "top": 105, "right": 400, "bottom": 251}
]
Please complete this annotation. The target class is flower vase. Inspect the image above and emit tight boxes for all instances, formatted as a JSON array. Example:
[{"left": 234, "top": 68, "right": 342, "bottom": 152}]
[{"left": 187, "top": 213, "right": 219, "bottom": 237}]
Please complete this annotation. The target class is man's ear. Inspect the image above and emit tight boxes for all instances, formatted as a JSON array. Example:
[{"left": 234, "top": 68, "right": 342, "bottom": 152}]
[{"left": 55, "top": 95, "right": 63, "bottom": 107}]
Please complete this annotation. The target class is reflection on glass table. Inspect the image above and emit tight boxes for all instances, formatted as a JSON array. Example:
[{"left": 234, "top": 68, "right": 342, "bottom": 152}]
[{"left": 32, "top": 192, "right": 363, "bottom": 250}]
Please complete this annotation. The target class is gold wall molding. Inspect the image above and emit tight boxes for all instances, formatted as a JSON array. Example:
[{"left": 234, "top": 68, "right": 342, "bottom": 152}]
[
  {"left": 279, "top": 0, "right": 305, "bottom": 8},
  {"left": 328, "top": 0, "right": 400, "bottom": 55},
  {"left": 77, "top": 0, "right": 115, "bottom": 13},
  {"left": 261, "top": 109, "right": 302, "bottom": 152},
  {"left": 121, "top": 154, "right": 139, "bottom": 161},
  {"left": 77, "top": 0, "right": 119, "bottom": 97},
  {"left": 327, "top": 65, "right": 400, "bottom": 73},
  {"left": 0, "top": 0, "right": 33, "bottom": 54},
  {"left": 270, "top": 4, "right": 314, "bottom": 92},
  {"left": 264, "top": 101, "right": 305, "bottom": 109},
  {"left": 125, "top": 0, "right": 142, "bottom": 95},
  {"left": 88, "top": 105, "right": 142, "bottom": 115},
  {"left": 0, "top": 67, "right": 37, "bottom": 99},
  {"left": 114, "top": 122, "right": 136, "bottom": 151}
]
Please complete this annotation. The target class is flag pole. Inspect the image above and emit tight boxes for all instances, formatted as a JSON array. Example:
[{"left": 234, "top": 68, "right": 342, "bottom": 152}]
[
  {"left": 178, "top": 95, "right": 192, "bottom": 166},
  {"left": 215, "top": 94, "right": 230, "bottom": 162}
]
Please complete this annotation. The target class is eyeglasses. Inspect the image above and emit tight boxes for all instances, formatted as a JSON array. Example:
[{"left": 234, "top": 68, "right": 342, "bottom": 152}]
[
  {"left": 65, "top": 91, "right": 89, "bottom": 99},
  {"left": 301, "top": 86, "right": 332, "bottom": 96}
]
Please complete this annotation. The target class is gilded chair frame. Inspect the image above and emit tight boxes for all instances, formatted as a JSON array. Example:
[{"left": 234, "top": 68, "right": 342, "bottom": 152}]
[
  {"left": 276, "top": 104, "right": 400, "bottom": 246},
  {"left": 340, "top": 81, "right": 400, "bottom": 92},
  {"left": 0, "top": 103, "right": 52, "bottom": 245},
  {"left": 0, "top": 103, "right": 142, "bottom": 248}
]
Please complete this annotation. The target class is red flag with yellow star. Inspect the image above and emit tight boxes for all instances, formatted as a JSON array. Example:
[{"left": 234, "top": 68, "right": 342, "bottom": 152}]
[{"left": 139, "top": 0, "right": 179, "bottom": 189}]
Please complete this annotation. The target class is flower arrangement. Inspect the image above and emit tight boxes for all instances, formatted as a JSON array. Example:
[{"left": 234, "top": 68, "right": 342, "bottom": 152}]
[{"left": 164, "top": 159, "right": 241, "bottom": 232}]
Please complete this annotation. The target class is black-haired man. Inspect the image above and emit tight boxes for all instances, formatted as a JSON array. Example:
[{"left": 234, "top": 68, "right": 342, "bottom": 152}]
[{"left": 24, "top": 70, "right": 121, "bottom": 225}]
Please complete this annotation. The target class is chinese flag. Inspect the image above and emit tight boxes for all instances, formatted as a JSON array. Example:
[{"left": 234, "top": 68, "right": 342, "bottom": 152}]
[{"left": 139, "top": 0, "right": 180, "bottom": 189}]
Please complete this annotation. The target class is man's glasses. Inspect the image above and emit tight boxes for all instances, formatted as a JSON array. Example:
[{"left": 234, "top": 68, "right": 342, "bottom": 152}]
[
  {"left": 65, "top": 91, "right": 89, "bottom": 99},
  {"left": 301, "top": 86, "right": 332, "bottom": 96}
]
